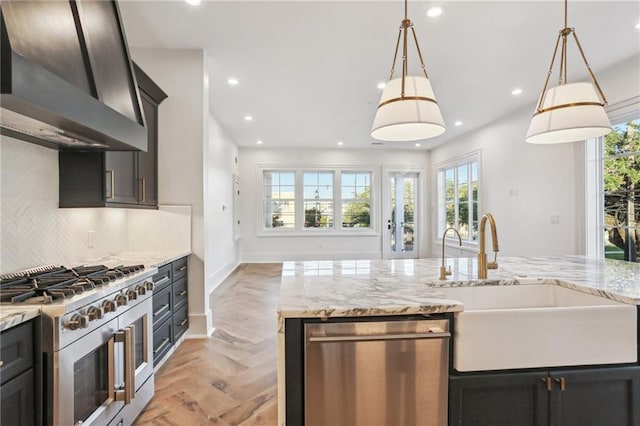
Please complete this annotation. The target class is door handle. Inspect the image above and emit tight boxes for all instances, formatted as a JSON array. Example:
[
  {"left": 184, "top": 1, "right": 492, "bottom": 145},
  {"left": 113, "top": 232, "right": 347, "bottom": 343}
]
[
  {"left": 554, "top": 377, "right": 566, "bottom": 391},
  {"left": 387, "top": 219, "right": 391, "bottom": 230},
  {"left": 138, "top": 178, "right": 146, "bottom": 203},
  {"left": 308, "top": 331, "right": 451, "bottom": 343},
  {"left": 541, "top": 377, "right": 552, "bottom": 392},
  {"left": 105, "top": 170, "right": 115, "bottom": 199},
  {"left": 114, "top": 326, "right": 135, "bottom": 404}
]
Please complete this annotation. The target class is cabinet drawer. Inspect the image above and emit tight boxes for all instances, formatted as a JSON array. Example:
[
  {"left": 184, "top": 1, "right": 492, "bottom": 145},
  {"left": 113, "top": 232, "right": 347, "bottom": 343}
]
[
  {"left": 0, "top": 321, "right": 34, "bottom": 384},
  {"left": 172, "top": 257, "right": 188, "bottom": 281},
  {"left": 0, "top": 368, "right": 35, "bottom": 426},
  {"left": 173, "top": 305, "right": 189, "bottom": 341},
  {"left": 153, "top": 318, "right": 173, "bottom": 365},
  {"left": 152, "top": 264, "right": 172, "bottom": 292},
  {"left": 152, "top": 285, "right": 172, "bottom": 329},
  {"left": 173, "top": 276, "right": 188, "bottom": 310}
]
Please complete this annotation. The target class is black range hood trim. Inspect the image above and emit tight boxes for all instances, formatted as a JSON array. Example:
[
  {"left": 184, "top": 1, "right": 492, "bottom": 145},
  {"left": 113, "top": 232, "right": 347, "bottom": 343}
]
[{"left": 0, "top": 1, "right": 147, "bottom": 152}]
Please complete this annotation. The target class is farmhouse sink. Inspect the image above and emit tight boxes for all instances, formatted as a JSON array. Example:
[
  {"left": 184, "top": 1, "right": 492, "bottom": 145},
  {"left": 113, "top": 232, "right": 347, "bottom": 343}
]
[{"left": 436, "top": 284, "right": 637, "bottom": 372}]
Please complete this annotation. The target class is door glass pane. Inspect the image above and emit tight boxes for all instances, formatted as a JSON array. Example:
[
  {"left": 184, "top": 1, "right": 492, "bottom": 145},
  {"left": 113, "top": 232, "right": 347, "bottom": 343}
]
[
  {"left": 74, "top": 343, "right": 109, "bottom": 424},
  {"left": 390, "top": 177, "right": 396, "bottom": 252},
  {"left": 133, "top": 318, "right": 144, "bottom": 369},
  {"left": 403, "top": 178, "right": 415, "bottom": 252},
  {"left": 603, "top": 119, "right": 640, "bottom": 262}
]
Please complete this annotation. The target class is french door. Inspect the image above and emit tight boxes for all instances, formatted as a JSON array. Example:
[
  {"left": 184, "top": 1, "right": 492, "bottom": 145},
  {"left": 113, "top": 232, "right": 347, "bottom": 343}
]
[{"left": 383, "top": 172, "right": 419, "bottom": 259}]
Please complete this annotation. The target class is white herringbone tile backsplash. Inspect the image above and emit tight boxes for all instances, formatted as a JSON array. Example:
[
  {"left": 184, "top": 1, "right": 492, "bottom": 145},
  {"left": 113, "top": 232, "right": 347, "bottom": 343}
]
[{"left": 0, "top": 136, "right": 129, "bottom": 274}]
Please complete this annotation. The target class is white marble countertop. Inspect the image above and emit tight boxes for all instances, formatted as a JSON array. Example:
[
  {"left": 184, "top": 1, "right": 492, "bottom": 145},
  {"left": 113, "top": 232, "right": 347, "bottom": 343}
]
[
  {"left": 0, "top": 250, "right": 191, "bottom": 331},
  {"left": 0, "top": 306, "right": 41, "bottom": 332},
  {"left": 81, "top": 250, "right": 192, "bottom": 269},
  {"left": 278, "top": 255, "right": 640, "bottom": 324}
]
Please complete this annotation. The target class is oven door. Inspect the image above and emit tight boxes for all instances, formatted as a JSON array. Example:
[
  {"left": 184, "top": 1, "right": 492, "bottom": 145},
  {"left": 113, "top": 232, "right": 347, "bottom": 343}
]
[
  {"left": 117, "top": 295, "right": 154, "bottom": 395},
  {"left": 55, "top": 317, "right": 123, "bottom": 426}
]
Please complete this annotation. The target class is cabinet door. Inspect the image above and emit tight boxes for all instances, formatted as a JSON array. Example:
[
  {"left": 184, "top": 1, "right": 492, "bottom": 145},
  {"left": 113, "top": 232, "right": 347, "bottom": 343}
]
[
  {"left": 449, "top": 372, "right": 548, "bottom": 426},
  {"left": 105, "top": 152, "right": 137, "bottom": 205},
  {"left": 550, "top": 366, "right": 640, "bottom": 426},
  {"left": 0, "top": 368, "right": 35, "bottom": 426},
  {"left": 137, "top": 91, "right": 158, "bottom": 207}
]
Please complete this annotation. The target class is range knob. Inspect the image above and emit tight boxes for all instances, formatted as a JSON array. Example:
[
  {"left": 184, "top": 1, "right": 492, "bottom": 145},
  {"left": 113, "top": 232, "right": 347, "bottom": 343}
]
[
  {"left": 65, "top": 314, "right": 89, "bottom": 330},
  {"left": 127, "top": 289, "right": 138, "bottom": 301},
  {"left": 145, "top": 281, "right": 154, "bottom": 291},
  {"left": 115, "top": 294, "right": 128, "bottom": 307},
  {"left": 135, "top": 284, "right": 146, "bottom": 296},
  {"left": 102, "top": 299, "right": 117, "bottom": 313},
  {"left": 87, "top": 306, "right": 104, "bottom": 321}
]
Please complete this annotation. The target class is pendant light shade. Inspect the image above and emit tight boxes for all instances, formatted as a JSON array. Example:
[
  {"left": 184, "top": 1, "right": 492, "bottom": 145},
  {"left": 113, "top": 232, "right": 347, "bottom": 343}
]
[
  {"left": 526, "top": 82, "right": 612, "bottom": 144},
  {"left": 526, "top": 0, "right": 611, "bottom": 144},
  {"left": 371, "top": 0, "right": 445, "bottom": 142},
  {"left": 371, "top": 76, "right": 445, "bottom": 141}
]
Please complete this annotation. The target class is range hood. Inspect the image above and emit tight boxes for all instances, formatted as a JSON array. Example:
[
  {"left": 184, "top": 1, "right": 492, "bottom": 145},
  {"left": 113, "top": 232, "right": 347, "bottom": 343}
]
[{"left": 0, "top": 0, "right": 147, "bottom": 151}]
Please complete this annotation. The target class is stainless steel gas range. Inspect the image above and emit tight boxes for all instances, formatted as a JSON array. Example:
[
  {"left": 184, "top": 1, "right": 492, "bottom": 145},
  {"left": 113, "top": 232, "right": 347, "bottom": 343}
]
[{"left": 0, "top": 264, "right": 157, "bottom": 426}]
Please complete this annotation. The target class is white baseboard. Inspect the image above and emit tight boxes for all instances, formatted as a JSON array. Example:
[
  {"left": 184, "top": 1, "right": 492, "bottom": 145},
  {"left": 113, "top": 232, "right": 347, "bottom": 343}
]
[{"left": 240, "top": 251, "right": 381, "bottom": 263}]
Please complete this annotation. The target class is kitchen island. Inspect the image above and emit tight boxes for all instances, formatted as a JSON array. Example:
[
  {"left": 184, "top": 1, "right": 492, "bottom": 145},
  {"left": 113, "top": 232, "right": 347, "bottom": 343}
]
[{"left": 277, "top": 255, "right": 640, "bottom": 425}]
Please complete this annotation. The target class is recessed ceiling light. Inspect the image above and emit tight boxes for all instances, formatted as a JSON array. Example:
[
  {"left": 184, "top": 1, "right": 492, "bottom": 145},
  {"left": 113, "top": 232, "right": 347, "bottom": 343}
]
[
  {"left": 377, "top": 82, "right": 386, "bottom": 90},
  {"left": 227, "top": 78, "right": 239, "bottom": 86},
  {"left": 415, "top": 143, "right": 422, "bottom": 147},
  {"left": 244, "top": 115, "right": 253, "bottom": 121},
  {"left": 454, "top": 120, "right": 463, "bottom": 126},
  {"left": 337, "top": 141, "right": 344, "bottom": 146},
  {"left": 256, "top": 140, "right": 263, "bottom": 145},
  {"left": 426, "top": 7, "right": 443, "bottom": 18},
  {"left": 511, "top": 88, "right": 523, "bottom": 95},
  {"left": 636, "top": 21, "right": 640, "bottom": 30},
  {"left": 184, "top": 0, "right": 201, "bottom": 5}
]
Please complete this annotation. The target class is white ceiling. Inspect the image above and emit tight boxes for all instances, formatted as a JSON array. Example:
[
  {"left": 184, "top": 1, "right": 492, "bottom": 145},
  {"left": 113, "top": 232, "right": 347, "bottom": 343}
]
[{"left": 119, "top": 1, "right": 640, "bottom": 150}]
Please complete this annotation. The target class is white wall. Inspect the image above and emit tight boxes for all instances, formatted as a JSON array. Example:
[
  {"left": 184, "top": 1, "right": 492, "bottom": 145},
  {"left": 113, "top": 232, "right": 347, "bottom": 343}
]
[
  {"left": 238, "top": 147, "right": 430, "bottom": 262},
  {"left": 430, "top": 53, "right": 640, "bottom": 258},
  {"left": 132, "top": 48, "right": 240, "bottom": 337}
]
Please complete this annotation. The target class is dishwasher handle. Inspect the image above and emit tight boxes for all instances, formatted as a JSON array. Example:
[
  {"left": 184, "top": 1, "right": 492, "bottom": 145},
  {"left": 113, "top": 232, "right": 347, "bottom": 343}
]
[{"left": 308, "top": 331, "right": 450, "bottom": 343}]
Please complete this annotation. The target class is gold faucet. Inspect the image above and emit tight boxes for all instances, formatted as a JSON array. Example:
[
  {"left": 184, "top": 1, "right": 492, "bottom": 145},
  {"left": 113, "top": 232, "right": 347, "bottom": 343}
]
[
  {"left": 478, "top": 213, "right": 499, "bottom": 279},
  {"left": 440, "top": 227, "right": 462, "bottom": 280}
]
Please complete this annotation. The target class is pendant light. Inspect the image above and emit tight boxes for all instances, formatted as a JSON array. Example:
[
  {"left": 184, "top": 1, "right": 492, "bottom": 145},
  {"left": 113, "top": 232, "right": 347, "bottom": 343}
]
[
  {"left": 371, "top": 0, "right": 445, "bottom": 142},
  {"left": 526, "top": 0, "right": 611, "bottom": 144}
]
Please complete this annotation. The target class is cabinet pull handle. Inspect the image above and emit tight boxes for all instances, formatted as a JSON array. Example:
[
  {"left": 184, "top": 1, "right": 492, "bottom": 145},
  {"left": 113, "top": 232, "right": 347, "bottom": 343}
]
[
  {"left": 555, "top": 377, "right": 566, "bottom": 391},
  {"left": 153, "top": 304, "right": 170, "bottom": 317},
  {"left": 138, "top": 178, "right": 146, "bottom": 203},
  {"left": 541, "top": 377, "right": 552, "bottom": 392},
  {"left": 154, "top": 337, "right": 170, "bottom": 354},
  {"left": 106, "top": 170, "right": 115, "bottom": 199},
  {"left": 178, "top": 290, "right": 187, "bottom": 297},
  {"left": 178, "top": 266, "right": 187, "bottom": 272},
  {"left": 180, "top": 318, "right": 188, "bottom": 327}
]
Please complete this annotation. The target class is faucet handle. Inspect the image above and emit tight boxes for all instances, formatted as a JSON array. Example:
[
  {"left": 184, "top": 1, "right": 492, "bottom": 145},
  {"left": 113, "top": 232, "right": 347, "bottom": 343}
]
[{"left": 487, "top": 252, "right": 499, "bottom": 269}]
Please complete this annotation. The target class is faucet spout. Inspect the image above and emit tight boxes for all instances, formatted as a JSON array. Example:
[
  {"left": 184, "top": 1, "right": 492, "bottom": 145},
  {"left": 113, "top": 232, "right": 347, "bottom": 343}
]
[
  {"left": 440, "top": 227, "right": 462, "bottom": 280},
  {"left": 478, "top": 213, "right": 499, "bottom": 279}
]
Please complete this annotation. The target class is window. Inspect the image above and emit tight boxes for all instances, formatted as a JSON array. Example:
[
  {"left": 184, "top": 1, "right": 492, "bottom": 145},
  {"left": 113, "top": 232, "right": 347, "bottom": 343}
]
[
  {"left": 341, "top": 172, "right": 371, "bottom": 228},
  {"left": 263, "top": 171, "right": 295, "bottom": 229},
  {"left": 303, "top": 172, "right": 334, "bottom": 228},
  {"left": 437, "top": 156, "right": 479, "bottom": 242},
  {"left": 603, "top": 118, "right": 639, "bottom": 262},
  {"left": 260, "top": 168, "right": 375, "bottom": 234}
]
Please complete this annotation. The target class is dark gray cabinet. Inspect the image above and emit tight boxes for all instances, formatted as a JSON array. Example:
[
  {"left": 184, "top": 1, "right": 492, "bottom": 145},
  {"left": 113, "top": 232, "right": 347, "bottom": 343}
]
[
  {"left": 0, "top": 320, "right": 38, "bottom": 426},
  {"left": 450, "top": 366, "right": 640, "bottom": 426},
  {"left": 151, "top": 256, "right": 189, "bottom": 366},
  {"left": 59, "top": 63, "right": 167, "bottom": 209}
]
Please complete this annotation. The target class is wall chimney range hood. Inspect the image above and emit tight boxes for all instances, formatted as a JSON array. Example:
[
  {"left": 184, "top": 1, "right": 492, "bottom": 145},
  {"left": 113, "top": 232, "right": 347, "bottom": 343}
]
[{"left": 0, "top": 0, "right": 147, "bottom": 151}]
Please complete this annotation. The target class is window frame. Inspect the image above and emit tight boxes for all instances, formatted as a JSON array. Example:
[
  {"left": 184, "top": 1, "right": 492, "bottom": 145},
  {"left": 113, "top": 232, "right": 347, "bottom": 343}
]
[
  {"left": 257, "top": 165, "right": 378, "bottom": 237},
  {"left": 585, "top": 97, "right": 640, "bottom": 260},
  {"left": 434, "top": 151, "right": 481, "bottom": 249}
]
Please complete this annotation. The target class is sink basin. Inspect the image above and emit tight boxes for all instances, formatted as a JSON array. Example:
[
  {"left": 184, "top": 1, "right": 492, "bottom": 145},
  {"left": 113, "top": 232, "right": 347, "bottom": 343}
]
[{"left": 436, "top": 284, "right": 637, "bottom": 371}]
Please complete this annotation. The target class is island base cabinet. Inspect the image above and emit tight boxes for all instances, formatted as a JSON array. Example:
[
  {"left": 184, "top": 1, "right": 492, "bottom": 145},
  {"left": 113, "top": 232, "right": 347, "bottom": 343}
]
[
  {"left": 550, "top": 367, "right": 640, "bottom": 426},
  {"left": 449, "top": 371, "right": 547, "bottom": 426},
  {"left": 450, "top": 366, "right": 640, "bottom": 426}
]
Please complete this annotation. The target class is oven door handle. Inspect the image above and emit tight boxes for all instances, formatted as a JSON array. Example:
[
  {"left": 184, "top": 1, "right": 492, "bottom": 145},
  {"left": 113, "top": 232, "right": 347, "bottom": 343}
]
[
  {"left": 127, "top": 325, "right": 136, "bottom": 401},
  {"left": 114, "top": 326, "right": 135, "bottom": 404},
  {"left": 108, "top": 335, "right": 116, "bottom": 402}
]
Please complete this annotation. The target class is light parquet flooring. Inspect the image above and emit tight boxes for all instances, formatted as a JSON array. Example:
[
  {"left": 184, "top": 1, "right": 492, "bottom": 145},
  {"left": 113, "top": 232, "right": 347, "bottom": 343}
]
[{"left": 134, "top": 263, "right": 282, "bottom": 426}]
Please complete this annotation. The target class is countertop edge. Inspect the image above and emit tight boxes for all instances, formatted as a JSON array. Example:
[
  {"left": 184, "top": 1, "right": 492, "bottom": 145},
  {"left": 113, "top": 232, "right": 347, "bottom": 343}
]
[{"left": 0, "top": 307, "right": 41, "bottom": 332}]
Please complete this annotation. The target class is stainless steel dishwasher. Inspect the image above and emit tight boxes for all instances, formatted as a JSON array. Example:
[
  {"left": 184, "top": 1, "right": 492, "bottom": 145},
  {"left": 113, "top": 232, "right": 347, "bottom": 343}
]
[{"left": 304, "top": 318, "right": 450, "bottom": 426}]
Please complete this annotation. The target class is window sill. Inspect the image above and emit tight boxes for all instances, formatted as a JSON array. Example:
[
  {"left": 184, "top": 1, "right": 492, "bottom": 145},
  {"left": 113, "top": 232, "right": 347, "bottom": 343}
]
[{"left": 257, "top": 229, "right": 380, "bottom": 238}]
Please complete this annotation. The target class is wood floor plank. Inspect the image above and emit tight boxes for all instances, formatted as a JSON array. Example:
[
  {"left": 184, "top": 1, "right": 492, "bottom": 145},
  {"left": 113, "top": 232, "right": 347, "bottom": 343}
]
[{"left": 135, "top": 263, "right": 282, "bottom": 425}]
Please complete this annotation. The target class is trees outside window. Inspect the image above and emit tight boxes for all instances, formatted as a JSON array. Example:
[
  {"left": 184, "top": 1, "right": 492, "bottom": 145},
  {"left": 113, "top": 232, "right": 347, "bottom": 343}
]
[
  {"left": 603, "top": 119, "right": 640, "bottom": 262},
  {"left": 438, "top": 159, "right": 479, "bottom": 243}
]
